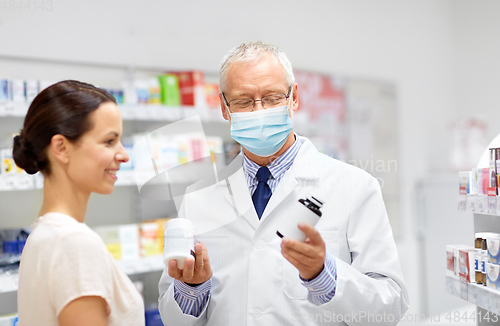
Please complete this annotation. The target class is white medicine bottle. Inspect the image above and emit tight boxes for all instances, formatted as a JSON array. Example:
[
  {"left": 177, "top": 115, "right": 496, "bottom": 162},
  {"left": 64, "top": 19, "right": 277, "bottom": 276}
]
[
  {"left": 277, "top": 195, "right": 324, "bottom": 242},
  {"left": 163, "top": 218, "right": 195, "bottom": 270}
]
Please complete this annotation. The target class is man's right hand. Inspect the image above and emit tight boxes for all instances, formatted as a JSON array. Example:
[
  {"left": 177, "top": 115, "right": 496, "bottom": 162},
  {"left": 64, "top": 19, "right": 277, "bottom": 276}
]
[{"left": 168, "top": 241, "right": 212, "bottom": 285}]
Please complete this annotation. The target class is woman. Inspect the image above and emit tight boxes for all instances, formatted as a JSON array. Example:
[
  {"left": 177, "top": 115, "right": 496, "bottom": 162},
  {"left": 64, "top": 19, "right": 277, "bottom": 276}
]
[{"left": 13, "top": 80, "right": 145, "bottom": 325}]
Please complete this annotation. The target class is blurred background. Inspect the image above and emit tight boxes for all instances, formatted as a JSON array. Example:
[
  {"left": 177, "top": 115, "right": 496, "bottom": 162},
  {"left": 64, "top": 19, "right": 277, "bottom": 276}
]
[{"left": 1, "top": 0, "right": 499, "bottom": 324}]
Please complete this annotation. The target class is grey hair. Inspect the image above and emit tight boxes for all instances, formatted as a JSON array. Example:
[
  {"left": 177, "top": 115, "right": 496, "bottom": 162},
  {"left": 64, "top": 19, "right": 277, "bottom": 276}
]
[{"left": 218, "top": 41, "right": 295, "bottom": 93}]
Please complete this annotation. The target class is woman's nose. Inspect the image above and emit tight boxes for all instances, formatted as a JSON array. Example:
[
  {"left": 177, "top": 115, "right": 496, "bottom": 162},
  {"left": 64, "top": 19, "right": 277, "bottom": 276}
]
[{"left": 116, "top": 143, "right": 130, "bottom": 163}]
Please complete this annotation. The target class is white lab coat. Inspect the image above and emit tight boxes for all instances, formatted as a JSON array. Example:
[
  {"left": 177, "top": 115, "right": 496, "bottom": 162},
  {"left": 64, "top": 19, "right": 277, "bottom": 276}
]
[{"left": 158, "top": 136, "right": 409, "bottom": 326}]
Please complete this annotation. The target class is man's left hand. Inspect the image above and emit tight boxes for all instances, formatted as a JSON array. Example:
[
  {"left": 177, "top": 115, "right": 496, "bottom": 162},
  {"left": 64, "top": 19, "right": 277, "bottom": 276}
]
[{"left": 280, "top": 222, "right": 326, "bottom": 280}]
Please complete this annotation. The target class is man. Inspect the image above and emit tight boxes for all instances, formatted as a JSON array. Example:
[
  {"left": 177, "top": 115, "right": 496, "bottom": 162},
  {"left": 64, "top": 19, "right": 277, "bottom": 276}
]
[{"left": 158, "top": 41, "right": 409, "bottom": 325}]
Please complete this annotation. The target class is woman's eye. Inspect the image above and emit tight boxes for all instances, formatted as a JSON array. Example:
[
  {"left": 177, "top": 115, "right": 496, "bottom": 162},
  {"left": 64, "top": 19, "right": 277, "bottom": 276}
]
[{"left": 105, "top": 139, "right": 114, "bottom": 145}]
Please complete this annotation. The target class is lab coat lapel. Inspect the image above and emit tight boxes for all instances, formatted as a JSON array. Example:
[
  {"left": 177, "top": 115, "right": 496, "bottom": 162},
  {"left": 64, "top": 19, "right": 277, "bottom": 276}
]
[
  {"left": 259, "top": 136, "right": 318, "bottom": 222},
  {"left": 222, "top": 155, "right": 260, "bottom": 230},
  {"left": 259, "top": 170, "right": 298, "bottom": 222},
  {"left": 290, "top": 136, "right": 320, "bottom": 180}
]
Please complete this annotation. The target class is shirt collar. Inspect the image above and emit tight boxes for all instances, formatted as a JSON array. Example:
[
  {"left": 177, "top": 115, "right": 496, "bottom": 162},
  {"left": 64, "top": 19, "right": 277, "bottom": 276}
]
[{"left": 242, "top": 135, "right": 302, "bottom": 182}]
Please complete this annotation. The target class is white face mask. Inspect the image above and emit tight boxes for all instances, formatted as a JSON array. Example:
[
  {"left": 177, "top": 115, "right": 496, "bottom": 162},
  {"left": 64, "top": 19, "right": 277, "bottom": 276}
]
[{"left": 229, "top": 105, "right": 293, "bottom": 157}]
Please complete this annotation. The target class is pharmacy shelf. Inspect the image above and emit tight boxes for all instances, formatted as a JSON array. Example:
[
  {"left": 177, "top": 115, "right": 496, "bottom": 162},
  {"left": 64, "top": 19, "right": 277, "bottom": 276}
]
[
  {"left": 0, "top": 255, "right": 164, "bottom": 294},
  {"left": 116, "top": 255, "right": 164, "bottom": 275},
  {"left": 0, "top": 273, "right": 18, "bottom": 294},
  {"left": 0, "top": 102, "right": 27, "bottom": 117},
  {"left": 458, "top": 194, "right": 500, "bottom": 216},
  {"left": 0, "top": 174, "right": 43, "bottom": 191},
  {"left": 119, "top": 105, "right": 224, "bottom": 122},
  {"left": 445, "top": 275, "right": 500, "bottom": 316},
  {"left": 0, "top": 102, "right": 226, "bottom": 122},
  {"left": 0, "top": 171, "right": 139, "bottom": 191},
  {"left": 0, "top": 167, "right": 211, "bottom": 191}
]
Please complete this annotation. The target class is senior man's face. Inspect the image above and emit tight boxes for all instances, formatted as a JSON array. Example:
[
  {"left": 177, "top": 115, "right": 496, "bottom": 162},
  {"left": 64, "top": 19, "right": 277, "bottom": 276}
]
[{"left": 220, "top": 53, "right": 298, "bottom": 121}]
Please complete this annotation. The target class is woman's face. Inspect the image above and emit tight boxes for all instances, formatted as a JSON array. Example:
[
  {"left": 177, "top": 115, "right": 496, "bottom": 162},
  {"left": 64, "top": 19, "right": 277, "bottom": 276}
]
[{"left": 67, "top": 102, "right": 129, "bottom": 195}]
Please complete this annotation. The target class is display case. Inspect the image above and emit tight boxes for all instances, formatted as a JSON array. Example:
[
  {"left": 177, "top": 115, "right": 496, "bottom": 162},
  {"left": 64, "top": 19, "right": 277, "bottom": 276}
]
[{"left": 447, "top": 191, "right": 500, "bottom": 324}]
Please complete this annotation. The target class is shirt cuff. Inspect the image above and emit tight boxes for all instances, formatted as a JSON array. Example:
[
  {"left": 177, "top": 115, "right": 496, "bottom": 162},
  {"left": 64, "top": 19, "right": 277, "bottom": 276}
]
[
  {"left": 173, "top": 278, "right": 212, "bottom": 317},
  {"left": 300, "top": 252, "right": 337, "bottom": 299}
]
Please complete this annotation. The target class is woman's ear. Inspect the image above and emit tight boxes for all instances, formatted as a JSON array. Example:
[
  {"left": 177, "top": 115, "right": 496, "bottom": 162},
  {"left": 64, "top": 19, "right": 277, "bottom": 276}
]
[{"left": 49, "top": 134, "right": 70, "bottom": 165}]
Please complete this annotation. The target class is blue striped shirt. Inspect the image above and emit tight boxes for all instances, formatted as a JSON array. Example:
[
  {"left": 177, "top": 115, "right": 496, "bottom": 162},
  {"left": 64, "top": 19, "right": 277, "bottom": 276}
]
[
  {"left": 242, "top": 136, "right": 302, "bottom": 195},
  {"left": 174, "top": 135, "right": 337, "bottom": 315},
  {"left": 300, "top": 253, "right": 337, "bottom": 305},
  {"left": 173, "top": 278, "right": 211, "bottom": 316}
]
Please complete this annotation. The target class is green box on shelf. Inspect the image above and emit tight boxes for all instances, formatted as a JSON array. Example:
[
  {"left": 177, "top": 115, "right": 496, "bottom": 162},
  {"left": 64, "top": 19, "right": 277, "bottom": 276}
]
[{"left": 158, "top": 74, "right": 181, "bottom": 106}]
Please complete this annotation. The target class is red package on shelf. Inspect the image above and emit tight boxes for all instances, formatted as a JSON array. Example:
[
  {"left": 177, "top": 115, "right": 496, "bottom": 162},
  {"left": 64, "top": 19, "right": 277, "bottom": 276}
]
[
  {"left": 168, "top": 71, "right": 206, "bottom": 107},
  {"left": 205, "top": 83, "right": 220, "bottom": 109},
  {"left": 458, "top": 248, "right": 476, "bottom": 283}
]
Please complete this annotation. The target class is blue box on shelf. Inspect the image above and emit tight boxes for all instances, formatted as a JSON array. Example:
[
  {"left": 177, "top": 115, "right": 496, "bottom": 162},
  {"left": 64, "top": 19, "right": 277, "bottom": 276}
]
[
  {"left": 2, "top": 240, "right": 26, "bottom": 254},
  {"left": 145, "top": 304, "right": 163, "bottom": 326},
  {"left": 2, "top": 241, "right": 18, "bottom": 254},
  {"left": 17, "top": 239, "right": 26, "bottom": 253}
]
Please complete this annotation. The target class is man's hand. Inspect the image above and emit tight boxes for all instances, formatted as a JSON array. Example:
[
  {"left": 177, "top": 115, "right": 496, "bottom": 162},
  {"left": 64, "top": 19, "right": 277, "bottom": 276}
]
[
  {"left": 168, "top": 241, "right": 212, "bottom": 285},
  {"left": 280, "top": 223, "right": 326, "bottom": 280}
]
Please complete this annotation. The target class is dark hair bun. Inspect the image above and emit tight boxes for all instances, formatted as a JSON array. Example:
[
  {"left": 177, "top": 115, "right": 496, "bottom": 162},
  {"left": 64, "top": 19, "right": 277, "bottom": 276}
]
[{"left": 12, "top": 134, "right": 39, "bottom": 175}]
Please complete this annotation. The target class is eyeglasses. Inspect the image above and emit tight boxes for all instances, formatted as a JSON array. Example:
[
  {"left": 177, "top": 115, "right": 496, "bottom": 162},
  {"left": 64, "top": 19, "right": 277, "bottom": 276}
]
[{"left": 222, "top": 85, "right": 292, "bottom": 112}]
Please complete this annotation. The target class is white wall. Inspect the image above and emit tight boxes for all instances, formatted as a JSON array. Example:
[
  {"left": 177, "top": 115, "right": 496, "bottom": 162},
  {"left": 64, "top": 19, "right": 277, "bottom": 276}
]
[
  {"left": 1, "top": 0, "right": 480, "bottom": 318},
  {"left": 453, "top": 0, "right": 500, "bottom": 142}
]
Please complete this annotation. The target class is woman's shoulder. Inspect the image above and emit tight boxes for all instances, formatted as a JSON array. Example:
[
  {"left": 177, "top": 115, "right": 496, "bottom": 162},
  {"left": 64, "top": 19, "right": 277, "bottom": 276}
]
[{"left": 32, "top": 212, "right": 105, "bottom": 253}]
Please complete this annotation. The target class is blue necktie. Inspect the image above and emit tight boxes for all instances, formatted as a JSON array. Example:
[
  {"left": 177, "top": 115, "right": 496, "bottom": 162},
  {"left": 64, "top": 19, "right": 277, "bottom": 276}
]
[{"left": 252, "top": 167, "right": 272, "bottom": 219}]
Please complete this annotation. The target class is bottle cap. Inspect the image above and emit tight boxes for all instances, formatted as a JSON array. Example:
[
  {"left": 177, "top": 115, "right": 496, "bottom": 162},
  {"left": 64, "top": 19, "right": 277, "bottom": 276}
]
[
  {"left": 477, "top": 232, "right": 496, "bottom": 239},
  {"left": 310, "top": 195, "right": 324, "bottom": 208},
  {"left": 486, "top": 233, "right": 500, "bottom": 240}
]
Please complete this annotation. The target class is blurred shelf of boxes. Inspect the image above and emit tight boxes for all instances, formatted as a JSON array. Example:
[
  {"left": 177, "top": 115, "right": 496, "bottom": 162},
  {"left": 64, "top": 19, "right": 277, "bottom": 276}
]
[
  {"left": 0, "top": 217, "right": 171, "bottom": 295},
  {"left": 445, "top": 275, "right": 500, "bottom": 316},
  {"left": 447, "top": 152, "right": 500, "bottom": 323}
]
